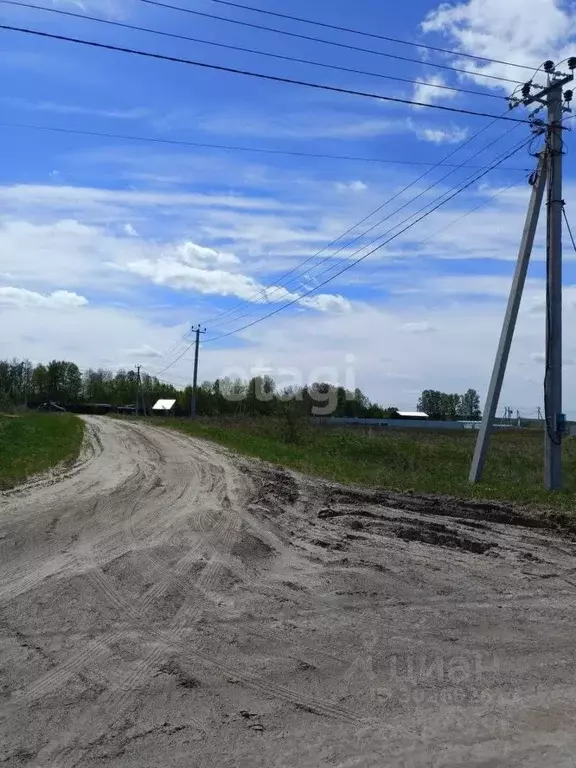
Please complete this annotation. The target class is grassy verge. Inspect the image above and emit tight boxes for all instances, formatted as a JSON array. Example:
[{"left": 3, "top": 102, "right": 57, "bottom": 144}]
[
  {"left": 0, "top": 412, "right": 85, "bottom": 490},
  {"left": 145, "top": 417, "right": 576, "bottom": 512}
]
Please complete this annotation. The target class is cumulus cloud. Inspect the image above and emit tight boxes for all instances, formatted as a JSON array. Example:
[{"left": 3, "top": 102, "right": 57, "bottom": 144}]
[
  {"left": 299, "top": 294, "right": 351, "bottom": 313},
  {"left": 124, "top": 258, "right": 275, "bottom": 300},
  {"left": 173, "top": 241, "right": 239, "bottom": 268},
  {"left": 421, "top": 0, "right": 576, "bottom": 88},
  {"left": 412, "top": 75, "right": 459, "bottom": 106},
  {"left": 335, "top": 181, "right": 368, "bottom": 193},
  {"left": 0, "top": 287, "right": 87, "bottom": 309},
  {"left": 123, "top": 243, "right": 351, "bottom": 313},
  {"left": 410, "top": 123, "right": 469, "bottom": 144}
]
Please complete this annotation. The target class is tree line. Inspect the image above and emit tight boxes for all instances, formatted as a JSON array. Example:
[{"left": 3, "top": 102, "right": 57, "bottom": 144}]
[
  {"left": 0, "top": 358, "right": 390, "bottom": 418},
  {"left": 0, "top": 358, "right": 482, "bottom": 420},
  {"left": 417, "top": 389, "right": 482, "bottom": 421}
]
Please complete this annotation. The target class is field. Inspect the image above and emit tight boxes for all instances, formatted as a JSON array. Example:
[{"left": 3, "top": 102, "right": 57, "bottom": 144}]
[
  {"left": 148, "top": 417, "right": 576, "bottom": 511},
  {"left": 0, "top": 412, "right": 85, "bottom": 490}
]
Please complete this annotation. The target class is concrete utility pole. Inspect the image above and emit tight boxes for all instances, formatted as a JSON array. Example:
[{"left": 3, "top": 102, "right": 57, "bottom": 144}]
[
  {"left": 190, "top": 325, "right": 206, "bottom": 418},
  {"left": 469, "top": 155, "right": 547, "bottom": 482},
  {"left": 470, "top": 58, "right": 575, "bottom": 489},
  {"left": 544, "top": 76, "right": 565, "bottom": 489}
]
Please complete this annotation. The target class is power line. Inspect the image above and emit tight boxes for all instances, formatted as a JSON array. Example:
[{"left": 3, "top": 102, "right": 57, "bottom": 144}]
[
  {"left": 0, "top": 122, "right": 532, "bottom": 171},
  {"left": 201, "top": 111, "right": 520, "bottom": 328},
  {"left": 0, "top": 25, "right": 531, "bottom": 123},
  {"left": 209, "top": 166, "right": 523, "bottom": 334},
  {"left": 203, "top": 137, "right": 533, "bottom": 345},
  {"left": 0, "top": 1, "right": 505, "bottom": 102},
  {"left": 158, "top": 136, "right": 531, "bottom": 372},
  {"left": 139, "top": 0, "right": 525, "bottom": 86},
  {"left": 205, "top": 127, "right": 527, "bottom": 334},
  {"left": 156, "top": 338, "right": 196, "bottom": 375},
  {"left": 412, "top": 179, "right": 521, "bottom": 247},
  {"left": 205, "top": 0, "right": 537, "bottom": 74},
  {"left": 562, "top": 205, "right": 576, "bottom": 253}
]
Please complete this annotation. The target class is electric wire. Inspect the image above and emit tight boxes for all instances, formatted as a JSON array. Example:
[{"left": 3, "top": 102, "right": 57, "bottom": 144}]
[
  {"left": 0, "top": 122, "right": 531, "bottom": 170},
  {"left": 203, "top": 136, "right": 534, "bottom": 345},
  {"left": 0, "top": 25, "right": 532, "bottom": 122},
  {"left": 203, "top": 0, "right": 537, "bottom": 73},
  {"left": 156, "top": 339, "right": 197, "bottom": 375},
  {"left": 201, "top": 115, "right": 523, "bottom": 329},
  {"left": 205, "top": 129, "right": 528, "bottom": 335},
  {"left": 0, "top": 1, "right": 506, "bottom": 101},
  {"left": 139, "top": 0, "right": 525, "bottom": 86},
  {"left": 207, "top": 171, "right": 523, "bottom": 336},
  {"left": 156, "top": 136, "right": 532, "bottom": 371},
  {"left": 562, "top": 205, "right": 576, "bottom": 253}
]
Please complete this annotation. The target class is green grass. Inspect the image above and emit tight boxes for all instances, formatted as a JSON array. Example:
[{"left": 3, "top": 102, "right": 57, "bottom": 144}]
[
  {"left": 0, "top": 412, "right": 85, "bottom": 490},
  {"left": 147, "top": 417, "right": 576, "bottom": 512}
]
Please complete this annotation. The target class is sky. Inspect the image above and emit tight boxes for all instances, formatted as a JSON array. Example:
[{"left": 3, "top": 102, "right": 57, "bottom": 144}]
[{"left": 1, "top": 0, "right": 576, "bottom": 414}]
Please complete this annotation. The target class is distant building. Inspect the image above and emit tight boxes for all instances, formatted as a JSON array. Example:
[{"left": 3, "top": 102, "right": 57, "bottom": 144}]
[
  {"left": 151, "top": 398, "right": 178, "bottom": 416},
  {"left": 117, "top": 404, "right": 137, "bottom": 415},
  {"left": 397, "top": 411, "right": 429, "bottom": 420}
]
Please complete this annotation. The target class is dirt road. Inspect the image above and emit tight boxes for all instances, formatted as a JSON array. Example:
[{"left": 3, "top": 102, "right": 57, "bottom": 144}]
[{"left": 1, "top": 416, "right": 576, "bottom": 767}]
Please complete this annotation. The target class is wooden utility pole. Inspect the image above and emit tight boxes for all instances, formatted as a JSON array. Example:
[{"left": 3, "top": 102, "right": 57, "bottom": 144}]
[
  {"left": 190, "top": 325, "right": 206, "bottom": 418},
  {"left": 135, "top": 364, "right": 141, "bottom": 416}
]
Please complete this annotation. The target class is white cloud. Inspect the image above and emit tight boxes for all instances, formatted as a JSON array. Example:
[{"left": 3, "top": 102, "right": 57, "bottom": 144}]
[
  {"left": 0, "top": 97, "right": 149, "bottom": 120},
  {"left": 124, "top": 257, "right": 276, "bottom": 300},
  {"left": 0, "top": 287, "right": 87, "bottom": 309},
  {"left": 173, "top": 241, "right": 239, "bottom": 268},
  {"left": 197, "top": 113, "right": 399, "bottom": 141},
  {"left": 0, "top": 218, "right": 148, "bottom": 289},
  {"left": 2, "top": 286, "right": 576, "bottom": 415},
  {"left": 335, "top": 181, "right": 368, "bottom": 193},
  {"left": 411, "top": 124, "right": 469, "bottom": 144},
  {"left": 0, "top": 184, "right": 293, "bottom": 221},
  {"left": 299, "top": 294, "right": 351, "bottom": 313},
  {"left": 52, "top": 0, "right": 129, "bottom": 19},
  {"left": 124, "top": 223, "right": 139, "bottom": 237},
  {"left": 421, "top": 0, "right": 576, "bottom": 88},
  {"left": 124, "top": 344, "right": 163, "bottom": 358},
  {"left": 408, "top": 275, "right": 540, "bottom": 298},
  {"left": 122, "top": 253, "right": 350, "bottom": 313},
  {"left": 412, "top": 75, "right": 459, "bottom": 106},
  {"left": 399, "top": 321, "right": 435, "bottom": 333}
]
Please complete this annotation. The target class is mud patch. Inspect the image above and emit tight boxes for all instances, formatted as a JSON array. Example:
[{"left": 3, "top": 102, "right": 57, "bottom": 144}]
[
  {"left": 157, "top": 659, "right": 200, "bottom": 689},
  {"left": 391, "top": 521, "right": 494, "bottom": 554},
  {"left": 251, "top": 466, "right": 300, "bottom": 510},
  {"left": 231, "top": 530, "right": 274, "bottom": 562},
  {"left": 324, "top": 486, "right": 569, "bottom": 531}
]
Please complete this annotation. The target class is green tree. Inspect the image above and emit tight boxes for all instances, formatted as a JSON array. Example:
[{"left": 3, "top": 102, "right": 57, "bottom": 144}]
[
  {"left": 458, "top": 388, "right": 481, "bottom": 420},
  {"left": 417, "top": 389, "right": 444, "bottom": 419}
]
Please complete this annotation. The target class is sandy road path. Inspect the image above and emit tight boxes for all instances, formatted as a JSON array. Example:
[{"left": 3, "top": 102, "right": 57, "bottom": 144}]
[{"left": 1, "top": 416, "right": 576, "bottom": 767}]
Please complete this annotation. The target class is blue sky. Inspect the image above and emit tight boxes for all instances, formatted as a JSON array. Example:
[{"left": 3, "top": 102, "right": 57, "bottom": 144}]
[{"left": 1, "top": 0, "right": 576, "bottom": 414}]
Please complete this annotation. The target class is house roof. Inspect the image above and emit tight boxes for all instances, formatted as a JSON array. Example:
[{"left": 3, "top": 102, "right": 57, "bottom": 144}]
[
  {"left": 398, "top": 411, "right": 429, "bottom": 418},
  {"left": 152, "top": 398, "right": 177, "bottom": 411}
]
